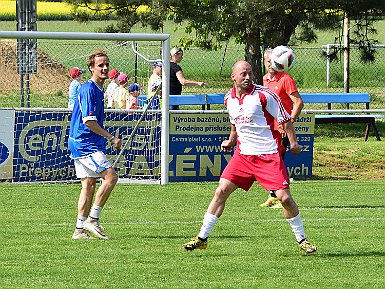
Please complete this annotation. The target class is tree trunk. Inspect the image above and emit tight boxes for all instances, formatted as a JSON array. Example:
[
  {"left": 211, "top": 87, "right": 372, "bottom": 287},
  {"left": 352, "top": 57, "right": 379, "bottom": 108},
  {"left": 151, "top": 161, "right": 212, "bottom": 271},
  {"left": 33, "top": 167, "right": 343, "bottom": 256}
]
[{"left": 244, "top": 26, "right": 263, "bottom": 85}]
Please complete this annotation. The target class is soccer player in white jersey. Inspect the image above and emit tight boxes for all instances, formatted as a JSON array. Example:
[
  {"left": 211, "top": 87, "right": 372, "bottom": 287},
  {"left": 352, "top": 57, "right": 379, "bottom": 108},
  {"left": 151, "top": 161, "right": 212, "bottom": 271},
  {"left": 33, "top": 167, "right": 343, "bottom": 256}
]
[
  {"left": 182, "top": 60, "right": 317, "bottom": 254},
  {"left": 69, "top": 51, "right": 122, "bottom": 240}
]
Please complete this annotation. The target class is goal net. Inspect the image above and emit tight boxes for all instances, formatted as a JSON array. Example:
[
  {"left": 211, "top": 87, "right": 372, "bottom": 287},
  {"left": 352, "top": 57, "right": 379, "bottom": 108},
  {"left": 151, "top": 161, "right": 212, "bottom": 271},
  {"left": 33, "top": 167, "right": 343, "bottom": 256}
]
[{"left": 0, "top": 31, "right": 170, "bottom": 184}]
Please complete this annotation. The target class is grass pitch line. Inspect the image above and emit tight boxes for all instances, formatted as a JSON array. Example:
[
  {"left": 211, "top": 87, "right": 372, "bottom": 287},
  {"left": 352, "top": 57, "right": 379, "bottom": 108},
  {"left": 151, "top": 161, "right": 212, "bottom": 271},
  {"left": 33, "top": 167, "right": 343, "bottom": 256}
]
[
  {"left": 39, "top": 216, "right": 385, "bottom": 227},
  {"left": 301, "top": 206, "right": 385, "bottom": 211}
]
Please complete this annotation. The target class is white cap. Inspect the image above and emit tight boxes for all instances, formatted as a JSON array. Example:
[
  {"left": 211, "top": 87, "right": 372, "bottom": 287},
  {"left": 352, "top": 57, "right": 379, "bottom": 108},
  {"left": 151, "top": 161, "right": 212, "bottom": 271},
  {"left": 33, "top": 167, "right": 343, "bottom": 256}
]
[{"left": 170, "top": 47, "right": 183, "bottom": 56}]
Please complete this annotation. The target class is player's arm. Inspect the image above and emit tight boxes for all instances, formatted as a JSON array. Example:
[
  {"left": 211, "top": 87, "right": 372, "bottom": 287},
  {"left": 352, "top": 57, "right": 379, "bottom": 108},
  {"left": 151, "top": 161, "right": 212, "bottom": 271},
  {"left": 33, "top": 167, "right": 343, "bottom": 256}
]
[
  {"left": 221, "top": 123, "right": 237, "bottom": 152},
  {"left": 175, "top": 70, "right": 206, "bottom": 87},
  {"left": 85, "top": 120, "right": 122, "bottom": 150},
  {"left": 289, "top": 91, "right": 304, "bottom": 121},
  {"left": 283, "top": 120, "right": 302, "bottom": 155}
]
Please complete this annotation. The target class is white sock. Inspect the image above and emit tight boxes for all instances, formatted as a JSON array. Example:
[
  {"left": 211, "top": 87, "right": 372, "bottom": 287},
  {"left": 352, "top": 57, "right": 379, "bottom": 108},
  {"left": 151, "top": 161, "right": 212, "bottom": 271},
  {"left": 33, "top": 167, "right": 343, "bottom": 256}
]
[
  {"left": 89, "top": 204, "right": 103, "bottom": 220},
  {"left": 286, "top": 213, "right": 306, "bottom": 243},
  {"left": 76, "top": 215, "right": 87, "bottom": 229},
  {"left": 198, "top": 212, "right": 219, "bottom": 239}
]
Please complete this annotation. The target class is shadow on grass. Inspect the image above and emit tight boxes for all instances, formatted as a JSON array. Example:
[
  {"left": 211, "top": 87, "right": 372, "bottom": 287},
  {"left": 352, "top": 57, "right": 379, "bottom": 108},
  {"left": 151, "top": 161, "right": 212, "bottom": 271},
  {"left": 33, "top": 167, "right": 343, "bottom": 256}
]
[
  {"left": 311, "top": 205, "right": 385, "bottom": 209},
  {"left": 314, "top": 122, "right": 385, "bottom": 139},
  {"left": 144, "top": 235, "right": 252, "bottom": 239},
  {"left": 302, "top": 175, "right": 355, "bottom": 181},
  {"left": 318, "top": 251, "right": 385, "bottom": 258}
]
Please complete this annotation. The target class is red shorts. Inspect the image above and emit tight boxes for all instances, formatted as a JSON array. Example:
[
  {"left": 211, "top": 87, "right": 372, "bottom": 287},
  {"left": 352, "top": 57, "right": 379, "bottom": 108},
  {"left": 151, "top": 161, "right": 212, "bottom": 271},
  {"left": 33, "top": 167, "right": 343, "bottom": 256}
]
[{"left": 221, "top": 150, "right": 289, "bottom": 191}]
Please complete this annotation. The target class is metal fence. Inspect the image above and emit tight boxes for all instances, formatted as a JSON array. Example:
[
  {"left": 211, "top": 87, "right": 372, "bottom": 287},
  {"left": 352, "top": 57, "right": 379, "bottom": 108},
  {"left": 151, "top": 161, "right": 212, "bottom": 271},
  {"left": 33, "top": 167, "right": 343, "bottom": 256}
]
[{"left": 1, "top": 39, "right": 384, "bottom": 109}]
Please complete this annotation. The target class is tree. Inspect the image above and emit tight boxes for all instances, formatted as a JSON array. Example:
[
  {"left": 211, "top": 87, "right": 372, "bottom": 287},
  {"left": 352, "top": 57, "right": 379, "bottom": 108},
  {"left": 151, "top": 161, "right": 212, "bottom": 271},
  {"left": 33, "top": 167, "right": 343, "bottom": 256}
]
[{"left": 65, "top": 0, "right": 385, "bottom": 83}]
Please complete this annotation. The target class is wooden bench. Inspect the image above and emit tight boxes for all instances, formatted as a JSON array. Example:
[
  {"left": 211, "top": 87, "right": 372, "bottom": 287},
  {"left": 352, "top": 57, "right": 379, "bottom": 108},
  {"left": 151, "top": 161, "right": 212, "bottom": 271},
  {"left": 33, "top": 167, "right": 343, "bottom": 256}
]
[{"left": 301, "top": 93, "right": 382, "bottom": 141}]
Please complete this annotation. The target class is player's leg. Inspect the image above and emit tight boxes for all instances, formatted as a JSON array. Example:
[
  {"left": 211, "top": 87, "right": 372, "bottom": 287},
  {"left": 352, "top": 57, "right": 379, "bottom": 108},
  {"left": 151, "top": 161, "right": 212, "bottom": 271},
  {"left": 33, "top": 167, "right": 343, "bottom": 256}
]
[
  {"left": 81, "top": 152, "right": 117, "bottom": 240},
  {"left": 85, "top": 171, "right": 118, "bottom": 240},
  {"left": 72, "top": 178, "right": 97, "bottom": 239},
  {"left": 255, "top": 153, "right": 316, "bottom": 254},
  {"left": 275, "top": 188, "right": 316, "bottom": 254},
  {"left": 183, "top": 152, "right": 253, "bottom": 251},
  {"left": 259, "top": 133, "right": 286, "bottom": 208},
  {"left": 183, "top": 178, "right": 238, "bottom": 251},
  {"left": 93, "top": 167, "right": 118, "bottom": 208},
  {"left": 72, "top": 159, "right": 98, "bottom": 240}
]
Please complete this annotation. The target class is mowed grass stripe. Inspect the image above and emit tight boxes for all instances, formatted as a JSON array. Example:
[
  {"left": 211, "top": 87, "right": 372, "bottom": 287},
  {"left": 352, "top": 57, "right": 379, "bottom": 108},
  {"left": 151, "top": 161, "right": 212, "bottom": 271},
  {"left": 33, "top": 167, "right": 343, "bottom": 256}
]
[{"left": 1, "top": 180, "right": 384, "bottom": 289}]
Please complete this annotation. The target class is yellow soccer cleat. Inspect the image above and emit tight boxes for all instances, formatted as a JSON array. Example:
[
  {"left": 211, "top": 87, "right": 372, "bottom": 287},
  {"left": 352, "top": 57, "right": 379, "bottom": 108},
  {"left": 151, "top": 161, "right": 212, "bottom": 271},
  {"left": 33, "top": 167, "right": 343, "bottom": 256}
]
[
  {"left": 182, "top": 236, "right": 208, "bottom": 251},
  {"left": 298, "top": 239, "right": 317, "bottom": 254},
  {"left": 259, "top": 196, "right": 279, "bottom": 208}
]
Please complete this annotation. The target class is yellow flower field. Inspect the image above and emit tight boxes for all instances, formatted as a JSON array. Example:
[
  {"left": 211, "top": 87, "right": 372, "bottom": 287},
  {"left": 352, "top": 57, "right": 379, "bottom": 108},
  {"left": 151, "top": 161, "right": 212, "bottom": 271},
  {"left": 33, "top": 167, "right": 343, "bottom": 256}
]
[
  {"left": 0, "top": 1, "right": 148, "bottom": 20},
  {"left": 1, "top": 1, "right": 73, "bottom": 18}
]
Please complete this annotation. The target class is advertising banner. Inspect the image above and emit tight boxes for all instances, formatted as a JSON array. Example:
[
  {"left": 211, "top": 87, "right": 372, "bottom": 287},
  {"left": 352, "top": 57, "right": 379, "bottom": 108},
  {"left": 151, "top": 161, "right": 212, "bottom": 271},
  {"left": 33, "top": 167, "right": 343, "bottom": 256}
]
[
  {"left": 4, "top": 110, "right": 313, "bottom": 182},
  {"left": 0, "top": 110, "right": 15, "bottom": 179},
  {"left": 12, "top": 111, "right": 161, "bottom": 182},
  {"left": 169, "top": 112, "right": 315, "bottom": 182}
]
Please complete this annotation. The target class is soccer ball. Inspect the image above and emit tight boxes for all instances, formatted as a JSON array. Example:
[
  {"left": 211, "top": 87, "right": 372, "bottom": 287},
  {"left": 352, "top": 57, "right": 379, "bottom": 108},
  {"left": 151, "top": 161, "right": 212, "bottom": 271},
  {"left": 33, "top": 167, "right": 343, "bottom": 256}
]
[{"left": 270, "top": 46, "right": 296, "bottom": 72}]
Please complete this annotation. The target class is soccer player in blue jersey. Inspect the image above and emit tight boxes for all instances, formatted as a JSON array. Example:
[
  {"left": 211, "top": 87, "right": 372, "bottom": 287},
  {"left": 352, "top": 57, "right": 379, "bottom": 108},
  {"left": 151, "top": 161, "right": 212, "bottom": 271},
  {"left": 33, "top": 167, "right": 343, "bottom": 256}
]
[{"left": 69, "top": 51, "right": 122, "bottom": 240}]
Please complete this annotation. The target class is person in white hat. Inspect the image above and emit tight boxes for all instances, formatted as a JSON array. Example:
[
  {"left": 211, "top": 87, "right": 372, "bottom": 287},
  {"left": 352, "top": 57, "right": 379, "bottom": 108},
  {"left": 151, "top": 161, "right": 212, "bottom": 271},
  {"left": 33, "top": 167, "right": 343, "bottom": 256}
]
[
  {"left": 170, "top": 47, "right": 206, "bottom": 110},
  {"left": 146, "top": 61, "right": 163, "bottom": 109}
]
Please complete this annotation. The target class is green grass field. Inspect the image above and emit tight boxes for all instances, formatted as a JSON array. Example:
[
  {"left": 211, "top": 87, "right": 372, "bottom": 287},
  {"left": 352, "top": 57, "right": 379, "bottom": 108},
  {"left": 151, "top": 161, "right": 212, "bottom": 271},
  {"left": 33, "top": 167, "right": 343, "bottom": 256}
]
[{"left": 0, "top": 180, "right": 384, "bottom": 288}]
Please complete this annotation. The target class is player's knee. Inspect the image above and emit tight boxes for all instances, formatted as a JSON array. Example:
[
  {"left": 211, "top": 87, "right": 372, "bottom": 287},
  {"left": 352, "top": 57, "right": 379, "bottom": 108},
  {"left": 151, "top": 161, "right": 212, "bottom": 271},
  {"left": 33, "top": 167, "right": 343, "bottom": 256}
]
[
  {"left": 277, "top": 189, "right": 294, "bottom": 205},
  {"left": 109, "top": 173, "right": 119, "bottom": 185},
  {"left": 104, "top": 170, "right": 118, "bottom": 185},
  {"left": 214, "top": 186, "right": 232, "bottom": 200}
]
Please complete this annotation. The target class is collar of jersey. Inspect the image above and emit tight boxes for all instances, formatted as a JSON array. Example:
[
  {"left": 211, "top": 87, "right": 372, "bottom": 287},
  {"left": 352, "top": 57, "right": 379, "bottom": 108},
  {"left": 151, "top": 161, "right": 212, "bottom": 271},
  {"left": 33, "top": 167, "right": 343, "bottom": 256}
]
[
  {"left": 88, "top": 78, "right": 104, "bottom": 91},
  {"left": 230, "top": 84, "right": 254, "bottom": 99}
]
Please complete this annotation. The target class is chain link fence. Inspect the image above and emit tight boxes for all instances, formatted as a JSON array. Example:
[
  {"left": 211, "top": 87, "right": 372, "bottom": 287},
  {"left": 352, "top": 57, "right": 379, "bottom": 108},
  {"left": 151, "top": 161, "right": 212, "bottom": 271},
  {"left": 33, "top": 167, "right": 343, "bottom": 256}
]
[{"left": 1, "top": 39, "right": 384, "bottom": 108}]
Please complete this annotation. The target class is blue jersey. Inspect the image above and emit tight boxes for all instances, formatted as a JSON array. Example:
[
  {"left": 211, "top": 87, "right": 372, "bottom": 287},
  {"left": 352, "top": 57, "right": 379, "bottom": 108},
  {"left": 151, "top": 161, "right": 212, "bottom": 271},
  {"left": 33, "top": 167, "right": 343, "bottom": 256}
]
[{"left": 68, "top": 79, "right": 106, "bottom": 159}]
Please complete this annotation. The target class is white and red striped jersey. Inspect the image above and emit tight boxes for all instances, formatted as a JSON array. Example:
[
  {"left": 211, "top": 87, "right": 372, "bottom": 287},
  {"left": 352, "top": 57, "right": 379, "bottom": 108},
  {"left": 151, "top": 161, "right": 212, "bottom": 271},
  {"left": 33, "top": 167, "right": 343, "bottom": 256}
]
[{"left": 224, "top": 84, "right": 291, "bottom": 155}]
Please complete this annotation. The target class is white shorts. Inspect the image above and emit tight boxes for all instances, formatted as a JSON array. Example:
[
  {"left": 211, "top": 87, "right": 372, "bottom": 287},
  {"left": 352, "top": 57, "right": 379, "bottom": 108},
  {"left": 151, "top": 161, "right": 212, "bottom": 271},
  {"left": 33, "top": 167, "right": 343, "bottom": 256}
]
[{"left": 74, "top": 151, "right": 112, "bottom": 178}]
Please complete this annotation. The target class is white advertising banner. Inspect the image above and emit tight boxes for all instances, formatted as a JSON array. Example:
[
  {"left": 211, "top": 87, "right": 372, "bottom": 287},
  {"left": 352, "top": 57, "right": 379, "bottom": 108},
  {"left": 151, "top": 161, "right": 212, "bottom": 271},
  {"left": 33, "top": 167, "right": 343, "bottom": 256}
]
[{"left": 0, "top": 109, "right": 15, "bottom": 179}]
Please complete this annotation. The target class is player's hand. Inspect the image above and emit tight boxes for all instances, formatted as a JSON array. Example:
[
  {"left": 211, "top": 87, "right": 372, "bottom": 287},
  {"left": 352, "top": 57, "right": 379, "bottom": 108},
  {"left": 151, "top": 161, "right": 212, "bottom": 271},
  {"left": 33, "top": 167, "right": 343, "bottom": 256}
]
[
  {"left": 277, "top": 124, "right": 287, "bottom": 137},
  {"left": 290, "top": 143, "right": 302, "bottom": 155},
  {"left": 221, "top": 139, "right": 233, "bottom": 152},
  {"left": 111, "top": 137, "right": 122, "bottom": 150}
]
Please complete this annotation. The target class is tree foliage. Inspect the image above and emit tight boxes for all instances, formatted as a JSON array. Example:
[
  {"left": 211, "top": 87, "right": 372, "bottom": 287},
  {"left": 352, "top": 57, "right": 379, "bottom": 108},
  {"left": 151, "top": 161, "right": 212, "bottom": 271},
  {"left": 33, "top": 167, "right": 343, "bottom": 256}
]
[{"left": 65, "top": 0, "right": 385, "bottom": 82}]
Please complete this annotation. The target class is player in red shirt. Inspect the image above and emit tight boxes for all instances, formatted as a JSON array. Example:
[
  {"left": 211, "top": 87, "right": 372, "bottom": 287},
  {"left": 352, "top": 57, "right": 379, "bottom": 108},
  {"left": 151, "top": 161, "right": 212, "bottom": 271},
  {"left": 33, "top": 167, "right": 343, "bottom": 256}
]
[
  {"left": 259, "top": 47, "right": 304, "bottom": 209},
  {"left": 182, "top": 60, "right": 316, "bottom": 254}
]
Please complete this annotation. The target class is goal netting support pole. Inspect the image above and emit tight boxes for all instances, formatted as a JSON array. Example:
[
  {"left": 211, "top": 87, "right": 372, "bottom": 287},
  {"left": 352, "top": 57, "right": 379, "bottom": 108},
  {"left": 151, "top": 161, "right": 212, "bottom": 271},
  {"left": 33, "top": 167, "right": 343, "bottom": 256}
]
[{"left": 0, "top": 31, "right": 170, "bottom": 185}]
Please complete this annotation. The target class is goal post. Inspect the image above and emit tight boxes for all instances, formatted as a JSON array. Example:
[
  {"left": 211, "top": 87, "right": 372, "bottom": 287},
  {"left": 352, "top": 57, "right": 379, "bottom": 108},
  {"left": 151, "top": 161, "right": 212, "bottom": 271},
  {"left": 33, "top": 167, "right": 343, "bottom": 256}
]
[{"left": 0, "top": 30, "right": 170, "bottom": 184}]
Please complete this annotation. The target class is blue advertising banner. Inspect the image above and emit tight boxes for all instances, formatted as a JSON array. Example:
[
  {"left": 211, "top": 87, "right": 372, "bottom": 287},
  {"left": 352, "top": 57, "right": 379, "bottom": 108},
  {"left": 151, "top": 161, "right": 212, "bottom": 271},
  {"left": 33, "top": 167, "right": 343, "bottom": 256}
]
[
  {"left": 6, "top": 110, "right": 313, "bottom": 182},
  {"left": 169, "top": 112, "right": 315, "bottom": 182},
  {"left": 284, "top": 114, "right": 315, "bottom": 179},
  {"left": 12, "top": 111, "right": 161, "bottom": 182},
  {"left": 168, "top": 113, "right": 233, "bottom": 182}
]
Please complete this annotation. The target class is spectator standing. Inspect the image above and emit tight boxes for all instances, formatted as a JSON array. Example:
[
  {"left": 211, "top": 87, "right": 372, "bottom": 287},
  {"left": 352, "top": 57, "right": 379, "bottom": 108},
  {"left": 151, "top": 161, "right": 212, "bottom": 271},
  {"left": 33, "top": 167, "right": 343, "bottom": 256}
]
[
  {"left": 104, "top": 69, "right": 120, "bottom": 109},
  {"left": 147, "top": 61, "right": 163, "bottom": 109},
  {"left": 68, "top": 50, "right": 122, "bottom": 240},
  {"left": 113, "top": 73, "right": 130, "bottom": 110},
  {"left": 259, "top": 47, "right": 304, "bottom": 209},
  {"left": 182, "top": 60, "right": 316, "bottom": 255},
  {"left": 68, "top": 67, "right": 85, "bottom": 110},
  {"left": 169, "top": 46, "right": 206, "bottom": 110}
]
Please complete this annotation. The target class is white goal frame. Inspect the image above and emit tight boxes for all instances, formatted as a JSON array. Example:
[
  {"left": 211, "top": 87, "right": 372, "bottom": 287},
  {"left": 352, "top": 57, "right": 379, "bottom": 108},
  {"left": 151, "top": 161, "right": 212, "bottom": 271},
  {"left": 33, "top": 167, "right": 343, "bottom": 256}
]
[{"left": 0, "top": 30, "right": 171, "bottom": 184}]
